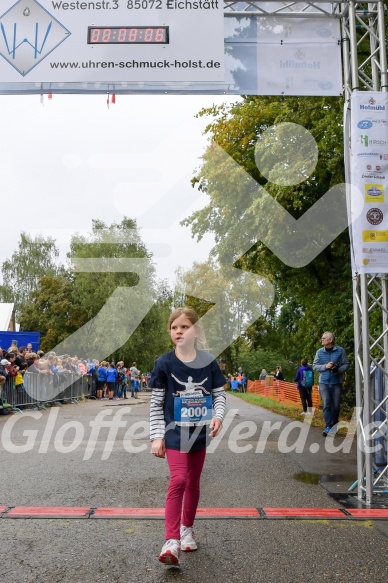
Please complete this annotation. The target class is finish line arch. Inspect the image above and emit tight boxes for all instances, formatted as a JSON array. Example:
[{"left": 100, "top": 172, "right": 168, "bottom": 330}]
[
  {"left": 0, "top": 1, "right": 343, "bottom": 95},
  {"left": 0, "top": 1, "right": 387, "bottom": 505}
]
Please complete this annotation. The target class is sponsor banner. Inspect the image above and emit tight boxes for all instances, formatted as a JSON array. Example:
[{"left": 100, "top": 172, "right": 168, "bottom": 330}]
[
  {"left": 257, "top": 42, "right": 341, "bottom": 96},
  {"left": 0, "top": 0, "right": 224, "bottom": 82},
  {"left": 349, "top": 91, "right": 388, "bottom": 274}
]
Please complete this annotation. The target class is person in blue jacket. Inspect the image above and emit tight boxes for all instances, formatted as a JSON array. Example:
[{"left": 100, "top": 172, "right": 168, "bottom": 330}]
[
  {"left": 313, "top": 331, "right": 350, "bottom": 437},
  {"left": 96, "top": 361, "right": 108, "bottom": 400},
  {"left": 105, "top": 362, "right": 118, "bottom": 400},
  {"left": 294, "top": 359, "right": 313, "bottom": 415},
  {"left": 230, "top": 376, "right": 241, "bottom": 393}
]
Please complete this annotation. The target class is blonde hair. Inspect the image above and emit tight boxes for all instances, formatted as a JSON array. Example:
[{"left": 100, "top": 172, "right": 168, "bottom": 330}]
[{"left": 168, "top": 307, "right": 207, "bottom": 350}]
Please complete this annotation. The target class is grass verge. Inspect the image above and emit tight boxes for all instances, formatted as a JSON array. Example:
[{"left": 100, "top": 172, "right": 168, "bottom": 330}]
[{"left": 231, "top": 392, "right": 347, "bottom": 431}]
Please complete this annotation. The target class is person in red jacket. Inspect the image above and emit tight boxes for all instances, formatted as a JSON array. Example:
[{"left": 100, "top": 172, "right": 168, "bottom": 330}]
[{"left": 4, "top": 354, "right": 19, "bottom": 378}]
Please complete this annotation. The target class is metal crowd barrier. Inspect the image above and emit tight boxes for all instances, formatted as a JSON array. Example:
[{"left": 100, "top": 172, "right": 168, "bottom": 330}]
[{"left": 0, "top": 372, "right": 93, "bottom": 413}]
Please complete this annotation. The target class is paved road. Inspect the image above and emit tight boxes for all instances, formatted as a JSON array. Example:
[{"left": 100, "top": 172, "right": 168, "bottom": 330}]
[{"left": 0, "top": 394, "right": 387, "bottom": 583}]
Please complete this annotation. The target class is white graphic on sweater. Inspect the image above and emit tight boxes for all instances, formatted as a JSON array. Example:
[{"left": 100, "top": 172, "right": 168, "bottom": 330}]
[{"left": 171, "top": 373, "right": 210, "bottom": 395}]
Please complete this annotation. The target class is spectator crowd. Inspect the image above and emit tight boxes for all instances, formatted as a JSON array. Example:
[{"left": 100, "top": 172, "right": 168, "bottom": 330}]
[{"left": 0, "top": 342, "right": 151, "bottom": 412}]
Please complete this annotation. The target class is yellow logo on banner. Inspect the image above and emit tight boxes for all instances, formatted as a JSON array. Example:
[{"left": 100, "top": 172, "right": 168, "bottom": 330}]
[
  {"left": 365, "top": 183, "right": 385, "bottom": 202},
  {"left": 362, "top": 231, "right": 388, "bottom": 242}
]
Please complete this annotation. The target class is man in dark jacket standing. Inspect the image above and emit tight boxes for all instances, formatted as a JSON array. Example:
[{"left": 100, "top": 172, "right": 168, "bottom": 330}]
[{"left": 313, "top": 332, "right": 350, "bottom": 437}]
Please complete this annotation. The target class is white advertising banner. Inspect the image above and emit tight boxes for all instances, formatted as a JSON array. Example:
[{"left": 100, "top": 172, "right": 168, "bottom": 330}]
[
  {"left": 350, "top": 91, "right": 388, "bottom": 275},
  {"left": 0, "top": 0, "right": 225, "bottom": 82},
  {"left": 257, "top": 43, "right": 341, "bottom": 96},
  {"left": 224, "top": 15, "right": 342, "bottom": 97},
  {"left": 256, "top": 16, "right": 341, "bottom": 96}
]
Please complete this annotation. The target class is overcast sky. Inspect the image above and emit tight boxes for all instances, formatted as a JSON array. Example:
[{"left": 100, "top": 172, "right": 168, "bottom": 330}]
[{"left": 0, "top": 93, "right": 236, "bottom": 282}]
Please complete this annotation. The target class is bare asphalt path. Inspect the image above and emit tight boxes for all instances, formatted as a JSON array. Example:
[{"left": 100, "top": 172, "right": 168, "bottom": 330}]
[{"left": 0, "top": 393, "right": 387, "bottom": 583}]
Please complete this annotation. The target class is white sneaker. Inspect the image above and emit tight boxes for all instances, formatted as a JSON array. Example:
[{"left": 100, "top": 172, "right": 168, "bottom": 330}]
[
  {"left": 158, "top": 539, "right": 181, "bottom": 565},
  {"left": 180, "top": 525, "right": 197, "bottom": 552}
]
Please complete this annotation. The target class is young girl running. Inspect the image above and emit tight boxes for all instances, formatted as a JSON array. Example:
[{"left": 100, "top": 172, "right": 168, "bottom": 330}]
[{"left": 149, "top": 307, "right": 226, "bottom": 566}]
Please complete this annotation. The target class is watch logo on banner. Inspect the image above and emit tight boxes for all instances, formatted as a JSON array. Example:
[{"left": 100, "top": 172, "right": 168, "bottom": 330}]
[{"left": 0, "top": 0, "right": 71, "bottom": 76}]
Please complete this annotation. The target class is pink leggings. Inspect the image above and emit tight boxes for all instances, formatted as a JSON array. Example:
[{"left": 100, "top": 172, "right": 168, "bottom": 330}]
[{"left": 165, "top": 447, "right": 206, "bottom": 539}]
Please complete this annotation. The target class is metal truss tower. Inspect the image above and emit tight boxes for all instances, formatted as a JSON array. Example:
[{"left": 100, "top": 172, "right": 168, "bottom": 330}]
[
  {"left": 224, "top": 1, "right": 387, "bottom": 504},
  {"left": 342, "top": 2, "right": 388, "bottom": 505}
]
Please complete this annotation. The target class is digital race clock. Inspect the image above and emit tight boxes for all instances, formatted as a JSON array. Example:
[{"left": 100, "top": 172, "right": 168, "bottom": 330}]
[{"left": 87, "top": 27, "right": 169, "bottom": 45}]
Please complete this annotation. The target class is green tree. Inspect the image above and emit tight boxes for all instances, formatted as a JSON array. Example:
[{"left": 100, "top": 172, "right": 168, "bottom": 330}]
[
  {"left": 184, "top": 96, "right": 355, "bottom": 402},
  {"left": 174, "top": 258, "right": 273, "bottom": 372},
  {"left": 0, "top": 233, "right": 60, "bottom": 314},
  {"left": 66, "top": 217, "right": 170, "bottom": 367},
  {"left": 18, "top": 273, "right": 83, "bottom": 352},
  {"left": 17, "top": 219, "right": 173, "bottom": 368},
  {"left": 235, "top": 340, "right": 295, "bottom": 382}
]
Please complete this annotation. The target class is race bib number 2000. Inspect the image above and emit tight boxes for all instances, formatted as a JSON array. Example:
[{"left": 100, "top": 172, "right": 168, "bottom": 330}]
[{"left": 174, "top": 394, "right": 212, "bottom": 427}]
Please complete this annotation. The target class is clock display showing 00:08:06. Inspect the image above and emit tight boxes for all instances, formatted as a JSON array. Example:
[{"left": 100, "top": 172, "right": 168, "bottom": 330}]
[{"left": 88, "top": 27, "right": 169, "bottom": 44}]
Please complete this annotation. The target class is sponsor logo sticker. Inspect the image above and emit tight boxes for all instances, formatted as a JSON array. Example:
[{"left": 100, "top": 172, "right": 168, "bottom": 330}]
[
  {"left": 358, "top": 120, "right": 373, "bottom": 129},
  {"left": 365, "top": 184, "right": 384, "bottom": 202},
  {"left": 362, "top": 231, "right": 388, "bottom": 242},
  {"left": 366, "top": 208, "right": 383, "bottom": 226}
]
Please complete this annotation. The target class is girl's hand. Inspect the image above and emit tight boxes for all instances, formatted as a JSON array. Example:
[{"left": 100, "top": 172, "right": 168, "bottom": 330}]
[
  {"left": 209, "top": 418, "right": 222, "bottom": 438},
  {"left": 151, "top": 438, "right": 165, "bottom": 458}
]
